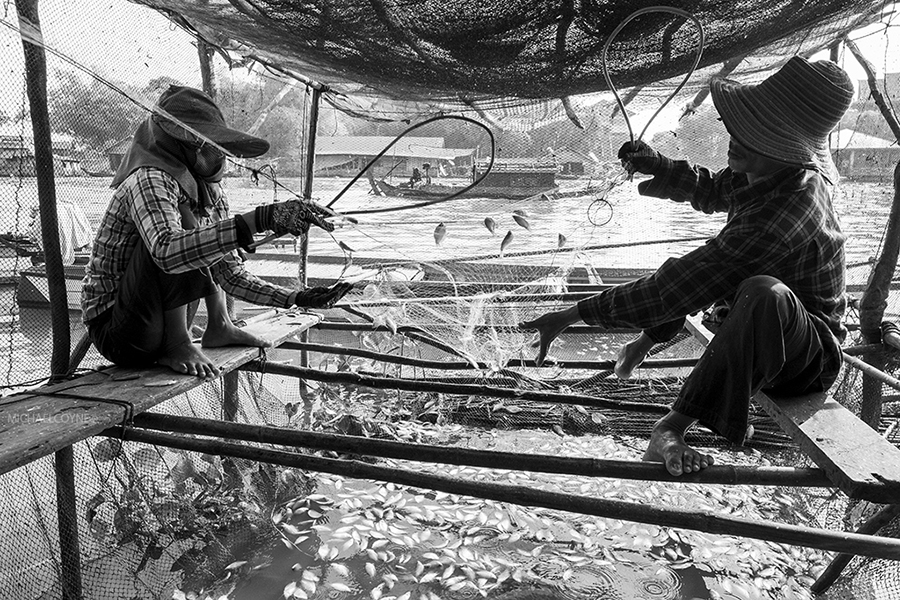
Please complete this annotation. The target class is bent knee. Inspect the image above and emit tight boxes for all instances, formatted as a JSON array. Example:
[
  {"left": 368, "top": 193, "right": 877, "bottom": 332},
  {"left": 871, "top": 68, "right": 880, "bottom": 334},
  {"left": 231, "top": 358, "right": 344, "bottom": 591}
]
[{"left": 736, "top": 275, "right": 790, "bottom": 302}]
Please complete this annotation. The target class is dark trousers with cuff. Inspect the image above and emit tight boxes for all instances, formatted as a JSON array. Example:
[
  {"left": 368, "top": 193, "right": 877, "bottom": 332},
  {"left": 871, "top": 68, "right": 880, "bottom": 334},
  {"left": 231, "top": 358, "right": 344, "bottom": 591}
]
[
  {"left": 87, "top": 242, "right": 218, "bottom": 367},
  {"left": 670, "top": 275, "right": 842, "bottom": 444}
]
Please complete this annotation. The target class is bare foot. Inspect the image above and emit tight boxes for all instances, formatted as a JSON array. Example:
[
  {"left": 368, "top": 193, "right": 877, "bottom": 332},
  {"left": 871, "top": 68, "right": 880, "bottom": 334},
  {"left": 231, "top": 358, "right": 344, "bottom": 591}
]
[
  {"left": 158, "top": 340, "right": 220, "bottom": 379},
  {"left": 614, "top": 333, "right": 655, "bottom": 380},
  {"left": 201, "top": 321, "right": 272, "bottom": 349},
  {"left": 642, "top": 422, "right": 714, "bottom": 476}
]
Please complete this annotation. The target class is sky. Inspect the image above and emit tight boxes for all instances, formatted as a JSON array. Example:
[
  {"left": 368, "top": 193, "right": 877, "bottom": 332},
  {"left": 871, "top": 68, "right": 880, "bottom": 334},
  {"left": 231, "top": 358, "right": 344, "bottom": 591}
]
[{"left": 0, "top": 0, "right": 897, "bottom": 123}]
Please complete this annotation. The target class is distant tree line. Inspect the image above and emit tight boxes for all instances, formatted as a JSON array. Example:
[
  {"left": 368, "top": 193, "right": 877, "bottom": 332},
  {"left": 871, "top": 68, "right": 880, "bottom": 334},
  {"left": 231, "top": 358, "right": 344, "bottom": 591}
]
[{"left": 32, "top": 67, "right": 738, "bottom": 173}]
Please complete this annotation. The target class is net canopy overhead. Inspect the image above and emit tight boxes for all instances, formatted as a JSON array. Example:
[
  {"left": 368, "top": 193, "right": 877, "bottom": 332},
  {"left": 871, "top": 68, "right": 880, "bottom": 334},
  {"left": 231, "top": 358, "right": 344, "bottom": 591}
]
[{"left": 134, "top": 0, "right": 894, "bottom": 105}]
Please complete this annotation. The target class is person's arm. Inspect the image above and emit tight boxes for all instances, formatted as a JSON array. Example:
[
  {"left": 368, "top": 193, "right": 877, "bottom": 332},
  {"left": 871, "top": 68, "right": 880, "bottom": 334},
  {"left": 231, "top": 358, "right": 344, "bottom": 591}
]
[
  {"left": 210, "top": 250, "right": 295, "bottom": 308},
  {"left": 126, "top": 169, "right": 241, "bottom": 273},
  {"left": 577, "top": 203, "right": 794, "bottom": 330},
  {"left": 639, "top": 161, "right": 736, "bottom": 215},
  {"left": 618, "top": 141, "right": 734, "bottom": 214},
  {"left": 211, "top": 253, "right": 353, "bottom": 309}
]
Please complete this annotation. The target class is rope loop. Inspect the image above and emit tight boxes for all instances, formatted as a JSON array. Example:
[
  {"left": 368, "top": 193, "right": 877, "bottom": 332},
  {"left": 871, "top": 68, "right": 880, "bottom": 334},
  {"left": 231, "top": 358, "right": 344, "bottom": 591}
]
[{"left": 601, "top": 7, "right": 706, "bottom": 144}]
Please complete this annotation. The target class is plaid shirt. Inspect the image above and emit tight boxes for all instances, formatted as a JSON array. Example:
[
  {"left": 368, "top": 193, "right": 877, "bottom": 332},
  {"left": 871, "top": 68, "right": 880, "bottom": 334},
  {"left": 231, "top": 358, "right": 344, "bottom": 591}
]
[
  {"left": 82, "top": 167, "right": 293, "bottom": 322},
  {"left": 577, "top": 161, "right": 847, "bottom": 341}
]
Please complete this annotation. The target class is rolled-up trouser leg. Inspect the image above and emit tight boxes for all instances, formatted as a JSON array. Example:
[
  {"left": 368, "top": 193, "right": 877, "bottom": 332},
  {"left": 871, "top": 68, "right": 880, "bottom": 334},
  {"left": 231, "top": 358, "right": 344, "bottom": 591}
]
[
  {"left": 88, "top": 242, "right": 218, "bottom": 367},
  {"left": 673, "top": 275, "right": 840, "bottom": 444}
]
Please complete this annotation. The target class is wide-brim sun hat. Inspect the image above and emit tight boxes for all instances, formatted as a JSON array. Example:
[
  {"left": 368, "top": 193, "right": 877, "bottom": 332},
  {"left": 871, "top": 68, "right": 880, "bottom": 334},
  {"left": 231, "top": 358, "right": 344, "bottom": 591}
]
[
  {"left": 710, "top": 56, "right": 854, "bottom": 181},
  {"left": 151, "top": 85, "right": 270, "bottom": 158}
]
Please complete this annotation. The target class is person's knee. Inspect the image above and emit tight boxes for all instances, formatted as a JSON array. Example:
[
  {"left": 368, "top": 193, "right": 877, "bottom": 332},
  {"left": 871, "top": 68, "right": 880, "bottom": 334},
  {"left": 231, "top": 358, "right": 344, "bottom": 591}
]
[{"left": 735, "top": 275, "right": 790, "bottom": 306}]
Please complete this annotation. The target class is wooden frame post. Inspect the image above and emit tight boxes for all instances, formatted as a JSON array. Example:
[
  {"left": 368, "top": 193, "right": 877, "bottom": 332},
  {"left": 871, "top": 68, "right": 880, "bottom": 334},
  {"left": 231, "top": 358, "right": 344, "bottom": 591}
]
[
  {"left": 15, "top": 1, "right": 82, "bottom": 597},
  {"left": 845, "top": 37, "right": 900, "bottom": 427}
]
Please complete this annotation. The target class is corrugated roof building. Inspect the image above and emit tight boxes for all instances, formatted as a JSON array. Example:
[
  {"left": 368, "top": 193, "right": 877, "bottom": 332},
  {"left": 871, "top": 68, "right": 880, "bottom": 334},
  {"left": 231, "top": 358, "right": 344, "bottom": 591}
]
[{"left": 315, "top": 136, "right": 474, "bottom": 178}]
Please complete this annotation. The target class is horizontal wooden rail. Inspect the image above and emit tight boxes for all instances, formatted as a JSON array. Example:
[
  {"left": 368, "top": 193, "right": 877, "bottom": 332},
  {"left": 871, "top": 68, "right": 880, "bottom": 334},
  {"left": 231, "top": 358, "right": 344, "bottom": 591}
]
[
  {"left": 105, "top": 426, "right": 900, "bottom": 561},
  {"left": 133, "top": 412, "right": 832, "bottom": 487},
  {"left": 240, "top": 360, "right": 670, "bottom": 414}
]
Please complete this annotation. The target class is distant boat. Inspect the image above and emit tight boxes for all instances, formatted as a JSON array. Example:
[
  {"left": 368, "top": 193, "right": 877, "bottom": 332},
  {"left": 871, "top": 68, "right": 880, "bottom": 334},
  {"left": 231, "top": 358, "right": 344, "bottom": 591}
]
[{"left": 370, "top": 159, "right": 559, "bottom": 200}]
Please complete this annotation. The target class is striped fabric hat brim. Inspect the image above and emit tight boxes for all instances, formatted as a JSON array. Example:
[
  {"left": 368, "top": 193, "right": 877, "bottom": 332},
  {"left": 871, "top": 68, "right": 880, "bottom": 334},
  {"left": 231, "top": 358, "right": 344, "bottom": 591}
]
[{"left": 710, "top": 57, "right": 854, "bottom": 182}]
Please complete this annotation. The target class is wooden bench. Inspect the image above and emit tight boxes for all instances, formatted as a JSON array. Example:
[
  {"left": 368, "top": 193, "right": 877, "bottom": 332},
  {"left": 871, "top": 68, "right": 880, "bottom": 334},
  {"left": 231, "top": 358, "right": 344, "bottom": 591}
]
[
  {"left": 685, "top": 314, "right": 900, "bottom": 504},
  {"left": 0, "top": 310, "right": 319, "bottom": 477}
]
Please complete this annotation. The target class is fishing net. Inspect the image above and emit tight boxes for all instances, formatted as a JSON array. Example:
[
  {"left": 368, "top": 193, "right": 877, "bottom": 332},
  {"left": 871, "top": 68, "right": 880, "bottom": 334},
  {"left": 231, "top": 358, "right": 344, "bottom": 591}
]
[{"left": 0, "top": 0, "right": 899, "bottom": 599}]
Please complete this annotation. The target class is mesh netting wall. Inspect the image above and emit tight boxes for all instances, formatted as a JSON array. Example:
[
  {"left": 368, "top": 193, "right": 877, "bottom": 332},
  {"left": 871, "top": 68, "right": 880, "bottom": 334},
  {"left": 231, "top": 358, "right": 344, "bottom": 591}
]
[{"left": 0, "top": 0, "right": 899, "bottom": 599}]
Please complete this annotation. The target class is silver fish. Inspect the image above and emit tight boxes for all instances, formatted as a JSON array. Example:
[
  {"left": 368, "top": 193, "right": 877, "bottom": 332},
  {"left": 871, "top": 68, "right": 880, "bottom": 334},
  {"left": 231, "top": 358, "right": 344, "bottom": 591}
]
[
  {"left": 512, "top": 215, "right": 530, "bottom": 230},
  {"left": 558, "top": 233, "right": 567, "bottom": 248},
  {"left": 434, "top": 222, "right": 447, "bottom": 245},
  {"left": 484, "top": 217, "right": 496, "bottom": 234},
  {"left": 501, "top": 230, "right": 513, "bottom": 254}
]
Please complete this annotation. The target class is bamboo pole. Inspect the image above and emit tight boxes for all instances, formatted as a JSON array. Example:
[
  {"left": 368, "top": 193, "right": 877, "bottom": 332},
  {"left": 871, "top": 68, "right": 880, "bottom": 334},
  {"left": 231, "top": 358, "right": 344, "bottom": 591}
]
[
  {"left": 197, "top": 39, "right": 217, "bottom": 99},
  {"left": 240, "top": 360, "right": 670, "bottom": 413},
  {"left": 195, "top": 29, "right": 243, "bottom": 423},
  {"left": 15, "top": 1, "right": 82, "bottom": 598},
  {"left": 811, "top": 503, "right": 900, "bottom": 593},
  {"left": 315, "top": 320, "right": 642, "bottom": 336},
  {"left": 280, "top": 340, "right": 698, "bottom": 371},
  {"left": 133, "top": 412, "right": 832, "bottom": 487},
  {"left": 104, "top": 426, "right": 900, "bottom": 561},
  {"left": 842, "top": 352, "right": 900, "bottom": 393},
  {"left": 845, "top": 36, "right": 900, "bottom": 427}
]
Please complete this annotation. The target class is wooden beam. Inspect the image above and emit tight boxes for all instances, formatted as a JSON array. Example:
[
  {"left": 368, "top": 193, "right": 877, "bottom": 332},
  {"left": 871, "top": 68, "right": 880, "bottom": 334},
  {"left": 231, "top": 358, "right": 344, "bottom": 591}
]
[
  {"left": 133, "top": 412, "right": 833, "bottom": 488},
  {"left": 0, "top": 311, "right": 318, "bottom": 477},
  {"left": 685, "top": 315, "right": 900, "bottom": 504},
  {"left": 105, "top": 426, "right": 900, "bottom": 561}
]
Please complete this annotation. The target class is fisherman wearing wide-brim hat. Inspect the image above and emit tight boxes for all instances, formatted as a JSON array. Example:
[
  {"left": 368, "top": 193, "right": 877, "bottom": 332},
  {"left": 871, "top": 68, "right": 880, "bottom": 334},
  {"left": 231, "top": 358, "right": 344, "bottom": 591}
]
[
  {"left": 521, "top": 57, "right": 854, "bottom": 476},
  {"left": 82, "top": 86, "right": 353, "bottom": 378}
]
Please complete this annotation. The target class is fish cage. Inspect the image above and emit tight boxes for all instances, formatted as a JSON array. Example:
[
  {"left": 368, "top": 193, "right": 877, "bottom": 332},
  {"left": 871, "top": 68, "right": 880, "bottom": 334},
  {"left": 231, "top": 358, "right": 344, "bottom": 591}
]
[{"left": 0, "top": 1, "right": 899, "bottom": 599}]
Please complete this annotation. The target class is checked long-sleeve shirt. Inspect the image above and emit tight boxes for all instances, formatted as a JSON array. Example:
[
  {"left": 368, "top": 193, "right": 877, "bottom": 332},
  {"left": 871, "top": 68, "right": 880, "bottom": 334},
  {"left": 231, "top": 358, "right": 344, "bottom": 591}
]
[
  {"left": 576, "top": 160, "right": 848, "bottom": 342},
  {"left": 82, "top": 167, "right": 294, "bottom": 322}
]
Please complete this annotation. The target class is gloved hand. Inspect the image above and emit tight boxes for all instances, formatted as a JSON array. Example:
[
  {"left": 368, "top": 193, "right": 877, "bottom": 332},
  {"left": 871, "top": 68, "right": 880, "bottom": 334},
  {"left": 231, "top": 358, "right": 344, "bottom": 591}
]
[
  {"left": 255, "top": 199, "right": 335, "bottom": 236},
  {"left": 617, "top": 140, "right": 663, "bottom": 175},
  {"left": 292, "top": 282, "right": 354, "bottom": 309}
]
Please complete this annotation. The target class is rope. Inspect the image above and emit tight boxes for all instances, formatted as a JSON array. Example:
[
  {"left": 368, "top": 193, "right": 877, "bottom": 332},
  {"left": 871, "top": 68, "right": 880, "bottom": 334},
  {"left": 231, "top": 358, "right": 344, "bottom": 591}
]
[
  {"left": 325, "top": 114, "right": 496, "bottom": 216},
  {"left": 601, "top": 7, "right": 706, "bottom": 144}
]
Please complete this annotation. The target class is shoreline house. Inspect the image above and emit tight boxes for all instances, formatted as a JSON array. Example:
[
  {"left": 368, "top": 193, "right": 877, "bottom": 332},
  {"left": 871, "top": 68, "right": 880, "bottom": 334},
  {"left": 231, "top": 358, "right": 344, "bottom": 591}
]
[
  {"left": 830, "top": 129, "right": 900, "bottom": 182},
  {"left": 314, "top": 136, "right": 474, "bottom": 179},
  {"left": 550, "top": 148, "right": 589, "bottom": 178},
  {"left": 0, "top": 128, "right": 81, "bottom": 177}
]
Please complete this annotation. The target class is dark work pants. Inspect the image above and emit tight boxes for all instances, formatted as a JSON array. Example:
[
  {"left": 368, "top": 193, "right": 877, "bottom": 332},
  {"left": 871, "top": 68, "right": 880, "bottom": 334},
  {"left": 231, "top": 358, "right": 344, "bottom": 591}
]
[
  {"left": 87, "top": 242, "right": 218, "bottom": 367},
  {"left": 672, "top": 275, "right": 842, "bottom": 444}
]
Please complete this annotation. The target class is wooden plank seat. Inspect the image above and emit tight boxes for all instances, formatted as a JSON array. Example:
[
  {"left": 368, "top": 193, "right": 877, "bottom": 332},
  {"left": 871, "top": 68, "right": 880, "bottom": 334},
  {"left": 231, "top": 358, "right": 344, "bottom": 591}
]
[
  {"left": 685, "top": 315, "right": 900, "bottom": 504},
  {"left": 0, "top": 310, "right": 319, "bottom": 477}
]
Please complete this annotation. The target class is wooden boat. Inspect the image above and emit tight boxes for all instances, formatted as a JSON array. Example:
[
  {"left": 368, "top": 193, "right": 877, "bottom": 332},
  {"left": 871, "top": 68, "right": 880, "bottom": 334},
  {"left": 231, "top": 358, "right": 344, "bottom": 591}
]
[
  {"left": 13, "top": 249, "right": 657, "bottom": 312},
  {"left": 370, "top": 159, "right": 559, "bottom": 200},
  {"left": 15, "top": 253, "right": 425, "bottom": 311}
]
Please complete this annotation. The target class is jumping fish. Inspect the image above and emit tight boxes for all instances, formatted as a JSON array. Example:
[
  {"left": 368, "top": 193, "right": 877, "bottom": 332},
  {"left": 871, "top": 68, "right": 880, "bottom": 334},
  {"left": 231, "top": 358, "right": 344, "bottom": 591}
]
[
  {"left": 484, "top": 217, "right": 496, "bottom": 234},
  {"left": 338, "top": 240, "right": 355, "bottom": 254},
  {"left": 501, "top": 230, "right": 513, "bottom": 254},
  {"left": 434, "top": 222, "right": 447, "bottom": 245},
  {"left": 513, "top": 209, "right": 529, "bottom": 217},
  {"left": 512, "top": 214, "right": 530, "bottom": 230},
  {"left": 558, "top": 233, "right": 567, "bottom": 248}
]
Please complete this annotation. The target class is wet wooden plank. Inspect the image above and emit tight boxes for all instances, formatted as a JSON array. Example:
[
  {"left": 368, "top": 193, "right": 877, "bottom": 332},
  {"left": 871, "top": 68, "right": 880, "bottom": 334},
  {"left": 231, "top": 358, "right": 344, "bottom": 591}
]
[
  {"left": 685, "top": 315, "right": 900, "bottom": 504},
  {"left": 0, "top": 310, "right": 319, "bottom": 476}
]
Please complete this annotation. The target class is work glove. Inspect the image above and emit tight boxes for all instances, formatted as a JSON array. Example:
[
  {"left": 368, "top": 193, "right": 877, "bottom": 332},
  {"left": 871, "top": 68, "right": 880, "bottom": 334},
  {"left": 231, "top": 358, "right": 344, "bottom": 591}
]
[
  {"left": 292, "top": 282, "right": 354, "bottom": 309},
  {"left": 255, "top": 199, "right": 335, "bottom": 236},
  {"left": 617, "top": 140, "right": 663, "bottom": 175}
]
